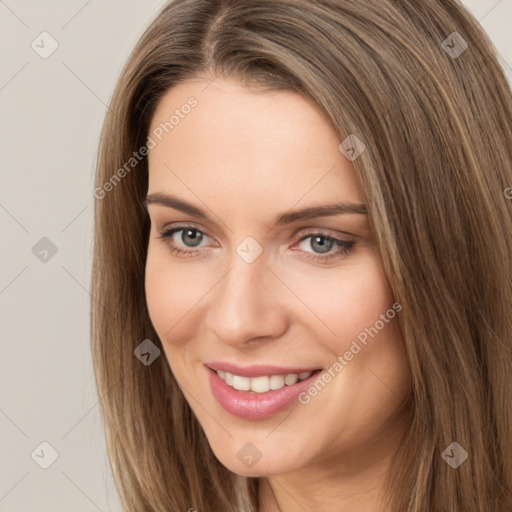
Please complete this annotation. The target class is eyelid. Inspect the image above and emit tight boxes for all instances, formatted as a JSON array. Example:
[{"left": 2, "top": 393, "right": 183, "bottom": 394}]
[
  {"left": 158, "top": 221, "right": 355, "bottom": 243},
  {"left": 293, "top": 226, "right": 356, "bottom": 240}
]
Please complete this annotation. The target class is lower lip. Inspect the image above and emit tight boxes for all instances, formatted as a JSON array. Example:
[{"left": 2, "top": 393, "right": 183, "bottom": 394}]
[{"left": 207, "top": 366, "right": 322, "bottom": 420}]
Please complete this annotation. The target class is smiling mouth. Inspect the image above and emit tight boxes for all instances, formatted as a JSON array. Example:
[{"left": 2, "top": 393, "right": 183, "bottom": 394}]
[
  {"left": 206, "top": 366, "right": 324, "bottom": 420},
  {"left": 213, "top": 368, "right": 321, "bottom": 393}
]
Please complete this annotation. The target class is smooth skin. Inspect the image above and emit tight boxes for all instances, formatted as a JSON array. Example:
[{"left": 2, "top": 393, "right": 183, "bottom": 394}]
[{"left": 144, "top": 77, "right": 412, "bottom": 512}]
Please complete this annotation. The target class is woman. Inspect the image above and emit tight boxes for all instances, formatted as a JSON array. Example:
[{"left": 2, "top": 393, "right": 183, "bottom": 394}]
[{"left": 90, "top": 0, "right": 512, "bottom": 510}]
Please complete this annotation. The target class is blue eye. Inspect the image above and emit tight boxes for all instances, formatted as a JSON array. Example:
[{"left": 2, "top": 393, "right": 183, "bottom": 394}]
[
  {"left": 296, "top": 234, "right": 355, "bottom": 262},
  {"left": 156, "top": 226, "right": 355, "bottom": 263},
  {"left": 156, "top": 227, "right": 209, "bottom": 256},
  {"left": 170, "top": 227, "right": 205, "bottom": 247}
]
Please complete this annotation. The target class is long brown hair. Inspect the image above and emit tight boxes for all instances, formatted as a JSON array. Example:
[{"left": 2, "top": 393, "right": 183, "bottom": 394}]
[{"left": 90, "top": 1, "right": 512, "bottom": 510}]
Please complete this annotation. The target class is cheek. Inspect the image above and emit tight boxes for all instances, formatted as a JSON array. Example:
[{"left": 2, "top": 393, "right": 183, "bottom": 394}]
[
  {"left": 144, "top": 251, "right": 199, "bottom": 384},
  {"left": 144, "top": 239, "right": 201, "bottom": 322},
  {"left": 144, "top": 244, "right": 218, "bottom": 369},
  {"left": 144, "top": 246, "right": 195, "bottom": 343},
  {"left": 145, "top": 249, "right": 172, "bottom": 335},
  {"left": 285, "top": 252, "right": 396, "bottom": 352}
]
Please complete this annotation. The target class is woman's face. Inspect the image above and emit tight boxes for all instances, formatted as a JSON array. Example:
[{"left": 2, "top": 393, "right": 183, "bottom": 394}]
[{"left": 145, "top": 77, "right": 412, "bottom": 478}]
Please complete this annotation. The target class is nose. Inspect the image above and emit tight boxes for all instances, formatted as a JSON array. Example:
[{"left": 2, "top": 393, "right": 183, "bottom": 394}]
[{"left": 205, "top": 248, "right": 288, "bottom": 348}]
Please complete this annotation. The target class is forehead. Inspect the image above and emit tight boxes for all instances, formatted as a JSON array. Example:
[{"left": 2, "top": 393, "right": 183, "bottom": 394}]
[{"left": 147, "top": 78, "right": 365, "bottom": 217}]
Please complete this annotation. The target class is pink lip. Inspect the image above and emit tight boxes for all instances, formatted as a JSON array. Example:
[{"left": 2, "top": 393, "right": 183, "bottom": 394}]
[
  {"left": 205, "top": 365, "right": 322, "bottom": 420},
  {"left": 204, "top": 361, "right": 320, "bottom": 378}
]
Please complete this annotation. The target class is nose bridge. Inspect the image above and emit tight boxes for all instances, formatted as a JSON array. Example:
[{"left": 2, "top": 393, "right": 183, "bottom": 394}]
[{"left": 205, "top": 242, "right": 286, "bottom": 345}]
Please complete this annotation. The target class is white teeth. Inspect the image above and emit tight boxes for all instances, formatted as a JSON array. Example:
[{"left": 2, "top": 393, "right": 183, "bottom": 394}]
[
  {"left": 269, "top": 375, "right": 285, "bottom": 390},
  {"left": 250, "top": 376, "right": 270, "bottom": 393},
  {"left": 232, "top": 375, "right": 250, "bottom": 391},
  {"left": 216, "top": 370, "right": 313, "bottom": 393},
  {"left": 284, "top": 374, "right": 298, "bottom": 386}
]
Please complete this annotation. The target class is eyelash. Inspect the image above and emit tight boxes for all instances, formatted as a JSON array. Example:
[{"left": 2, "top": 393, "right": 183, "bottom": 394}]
[{"left": 155, "top": 225, "right": 355, "bottom": 263}]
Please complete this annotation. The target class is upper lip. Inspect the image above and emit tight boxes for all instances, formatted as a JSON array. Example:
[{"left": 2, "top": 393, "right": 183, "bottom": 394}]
[{"left": 204, "top": 361, "right": 322, "bottom": 378}]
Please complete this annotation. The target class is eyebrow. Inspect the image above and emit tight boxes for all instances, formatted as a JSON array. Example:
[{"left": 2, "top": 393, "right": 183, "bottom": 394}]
[{"left": 143, "top": 192, "right": 367, "bottom": 226}]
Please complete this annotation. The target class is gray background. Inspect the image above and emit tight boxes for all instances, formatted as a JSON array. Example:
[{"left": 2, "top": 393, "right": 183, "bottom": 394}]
[{"left": 1, "top": 1, "right": 510, "bottom": 511}]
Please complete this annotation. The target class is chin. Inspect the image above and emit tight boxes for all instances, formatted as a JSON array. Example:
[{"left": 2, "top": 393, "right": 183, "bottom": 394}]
[{"left": 210, "top": 442, "right": 302, "bottom": 477}]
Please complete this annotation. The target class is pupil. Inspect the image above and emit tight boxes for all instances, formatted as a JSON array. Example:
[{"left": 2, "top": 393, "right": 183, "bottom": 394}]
[
  {"left": 312, "top": 236, "right": 333, "bottom": 254},
  {"left": 183, "top": 229, "right": 202, "bottom": 247}
]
